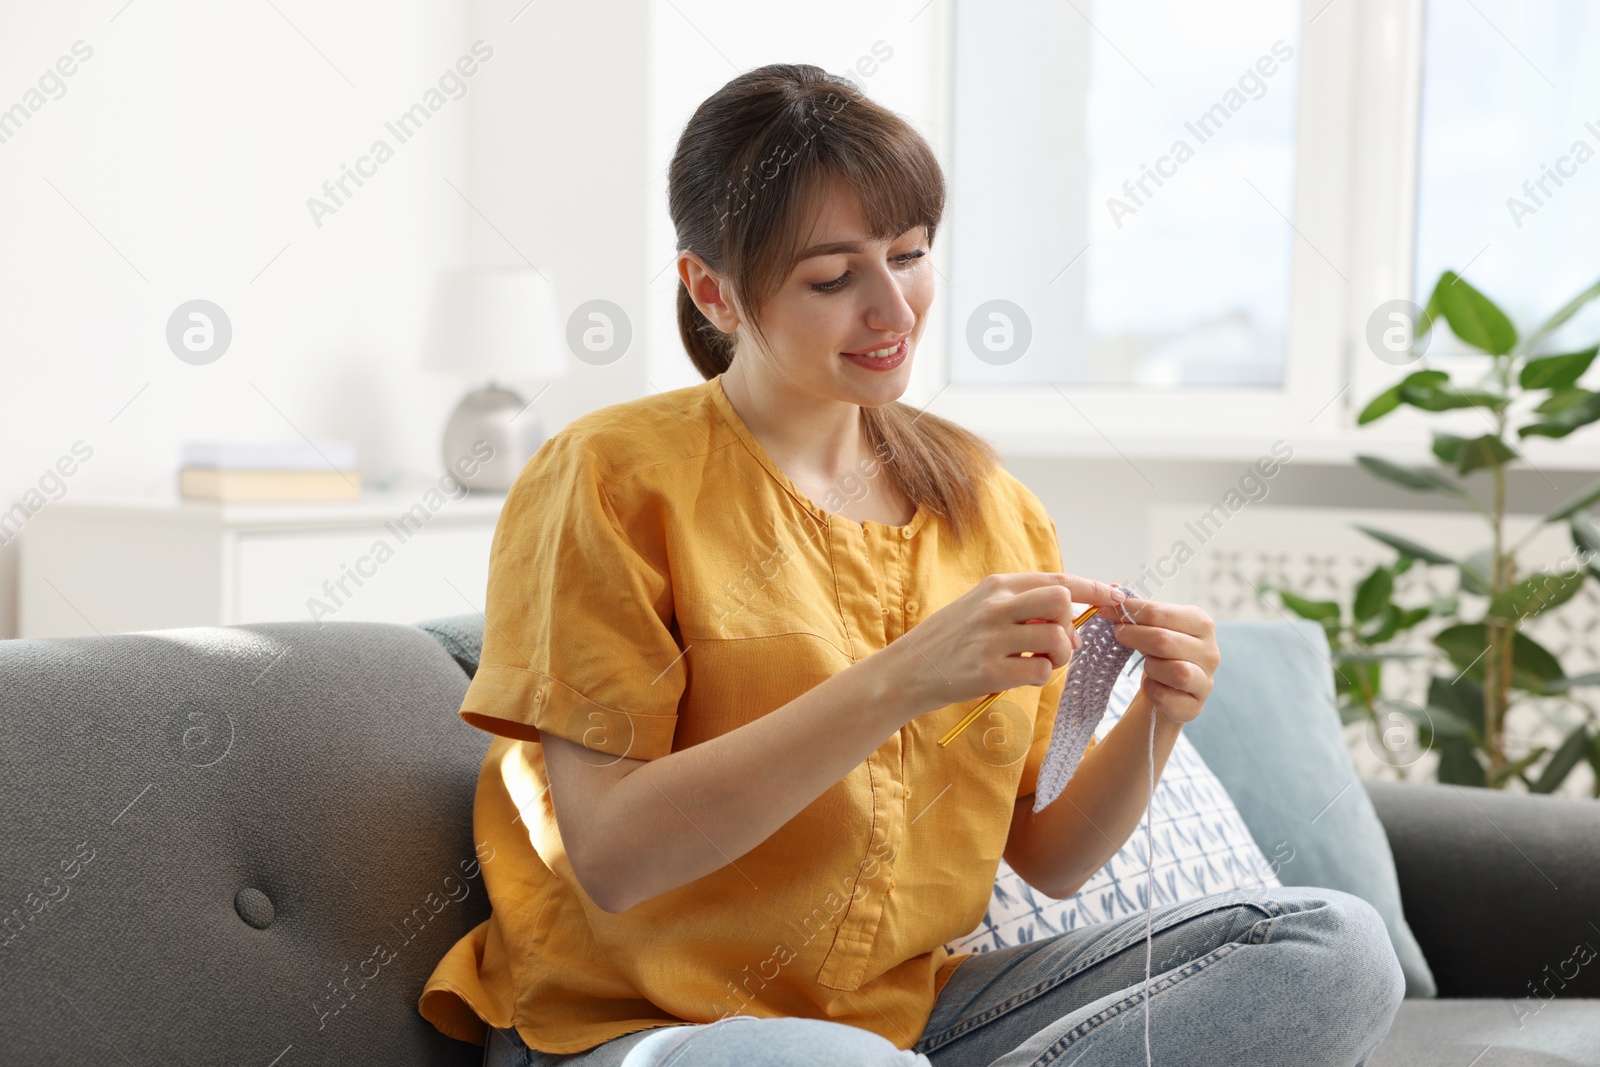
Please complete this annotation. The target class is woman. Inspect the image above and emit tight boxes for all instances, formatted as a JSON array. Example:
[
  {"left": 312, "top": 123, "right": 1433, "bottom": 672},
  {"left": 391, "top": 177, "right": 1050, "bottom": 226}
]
[{"left": 419, "top": 64, "right": 1405, "bottom": 1066}]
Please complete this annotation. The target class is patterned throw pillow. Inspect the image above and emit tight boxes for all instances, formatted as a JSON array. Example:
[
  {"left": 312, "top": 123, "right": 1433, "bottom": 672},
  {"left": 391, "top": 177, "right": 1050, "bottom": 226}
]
[{"left": 944, "top": 668, "right": 1286, "bottom": 956}]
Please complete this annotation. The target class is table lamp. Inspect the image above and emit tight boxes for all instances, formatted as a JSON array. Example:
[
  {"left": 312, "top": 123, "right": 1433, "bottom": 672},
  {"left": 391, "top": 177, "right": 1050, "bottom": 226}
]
[{"left": 421, "top": 266, "right": 567, "bottom": 492}]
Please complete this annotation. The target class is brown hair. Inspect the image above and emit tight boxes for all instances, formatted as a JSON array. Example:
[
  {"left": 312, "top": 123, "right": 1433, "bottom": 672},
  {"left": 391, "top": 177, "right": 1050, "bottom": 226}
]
[{"left": 668, "top": 63, "right": 1001, "bottom": 545}]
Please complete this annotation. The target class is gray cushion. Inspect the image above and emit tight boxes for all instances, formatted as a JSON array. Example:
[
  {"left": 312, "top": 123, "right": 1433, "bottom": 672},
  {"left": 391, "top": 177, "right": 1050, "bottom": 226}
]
[
  {"left": 415, "top": 614, "right": 485, "bottom": 680},
  {"left": 1183, "top": 620, "right": 1438, "bottom": 998},
  {"left": 0, "top": 623, "right": 489, "bottom": 1066},
  {"left": 1374, "top": 1000, "right": 1599, "bottom": 1065}
]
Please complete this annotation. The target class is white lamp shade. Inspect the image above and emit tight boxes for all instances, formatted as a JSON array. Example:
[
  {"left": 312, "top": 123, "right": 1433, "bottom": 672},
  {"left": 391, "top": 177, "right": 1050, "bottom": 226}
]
[{"left": 420, "top": 267, "right": 567, "bottom": 380}]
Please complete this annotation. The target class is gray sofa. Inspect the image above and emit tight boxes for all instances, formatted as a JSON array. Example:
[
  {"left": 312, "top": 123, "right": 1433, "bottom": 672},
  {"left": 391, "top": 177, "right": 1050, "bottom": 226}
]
[{"left": 2, "top": 616, "right": 1596, "bottom": 1065}]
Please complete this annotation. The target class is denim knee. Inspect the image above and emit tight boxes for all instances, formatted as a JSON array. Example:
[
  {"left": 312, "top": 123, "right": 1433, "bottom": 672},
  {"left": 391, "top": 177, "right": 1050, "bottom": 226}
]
[
  {"left": 1306, "top": 889, "right": 1407, "bottom": 1014},
  {"left": 627, "top": 1016, "right": 931, "bottom": 1067}
]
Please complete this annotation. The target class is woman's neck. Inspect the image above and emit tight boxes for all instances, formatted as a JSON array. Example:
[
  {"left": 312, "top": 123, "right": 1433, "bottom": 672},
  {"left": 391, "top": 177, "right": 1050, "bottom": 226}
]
[{"left": 720, "top": 359, "right": 870, "bottom": 483}]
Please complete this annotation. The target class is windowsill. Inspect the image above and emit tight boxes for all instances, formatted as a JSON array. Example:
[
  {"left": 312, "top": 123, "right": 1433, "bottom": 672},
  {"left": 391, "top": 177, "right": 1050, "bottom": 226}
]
[
  {"left": 930, "top": 388, "right": 1600, "bottom": 472},
  {"left": 976, "top": 428, "right": 1600, "bottom": 471}
]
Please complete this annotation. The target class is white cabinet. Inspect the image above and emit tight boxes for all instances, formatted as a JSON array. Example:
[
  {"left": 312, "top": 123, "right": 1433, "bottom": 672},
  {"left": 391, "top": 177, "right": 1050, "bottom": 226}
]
[{"left": 18, "top": 492, "right": 506, "bottom": 638}]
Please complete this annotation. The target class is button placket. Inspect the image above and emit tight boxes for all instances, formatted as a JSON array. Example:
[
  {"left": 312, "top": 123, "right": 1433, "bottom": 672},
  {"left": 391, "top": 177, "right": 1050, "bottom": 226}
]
[{"left": 814, "top": 736, "right": 905, "bottom": 991}]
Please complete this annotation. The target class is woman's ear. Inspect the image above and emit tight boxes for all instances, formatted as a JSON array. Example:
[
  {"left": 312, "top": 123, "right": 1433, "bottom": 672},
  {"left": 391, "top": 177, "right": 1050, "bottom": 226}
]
[{"left": 678, "top": 252, "right": 740, "bottom": 334}]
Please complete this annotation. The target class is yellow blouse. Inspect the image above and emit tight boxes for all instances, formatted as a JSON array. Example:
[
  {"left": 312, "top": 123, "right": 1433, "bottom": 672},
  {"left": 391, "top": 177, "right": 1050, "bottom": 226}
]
[{"left": 417, "top": 372, "right": 1090, "bottom": 1054}]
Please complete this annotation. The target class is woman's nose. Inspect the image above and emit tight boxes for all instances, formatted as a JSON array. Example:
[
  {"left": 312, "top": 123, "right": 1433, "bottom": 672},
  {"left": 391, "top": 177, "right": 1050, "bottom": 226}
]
[{"left": 864, "top": 274, "right": 918, "bottom": 335}]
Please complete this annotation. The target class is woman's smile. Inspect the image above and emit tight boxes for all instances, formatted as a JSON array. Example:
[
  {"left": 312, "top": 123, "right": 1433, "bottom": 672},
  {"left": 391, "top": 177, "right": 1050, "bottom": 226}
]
[{"left": 840, "top": 336, "right": 909, "bottom": 371}]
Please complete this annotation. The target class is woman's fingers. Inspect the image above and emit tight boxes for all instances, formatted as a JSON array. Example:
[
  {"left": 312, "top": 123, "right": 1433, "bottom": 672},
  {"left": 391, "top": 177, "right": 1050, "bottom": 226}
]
[
  {"left": 1115, "top": 597, "right": 1213, "bottom": 638},
  {"left": 1005, "top": 618, "right": 1075, "bottom": 667},
  {"left": 1002, "top": 577, "right": 1124, "bottom": 626},
  {"left": 1110, "top": 599, "right": 1221, "bottom": 706},
  {"left": 990, "top": 572, "right": 1127, "bottom": 614}
]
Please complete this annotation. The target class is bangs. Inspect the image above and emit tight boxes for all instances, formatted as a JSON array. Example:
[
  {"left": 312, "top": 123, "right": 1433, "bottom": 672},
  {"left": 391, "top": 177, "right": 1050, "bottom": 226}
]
[{"left": 729, "top": 86, "right": 945, "bottom": 313}]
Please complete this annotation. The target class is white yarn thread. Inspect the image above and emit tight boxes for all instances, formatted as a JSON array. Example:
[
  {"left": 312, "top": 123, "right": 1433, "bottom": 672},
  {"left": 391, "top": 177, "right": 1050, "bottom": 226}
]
[
  {"left": 1143, "top": 660, "right": 1155, "bottom": 1066},
  {"left": 1035, "top": 583, "right": 1156, "bottom": 1065},
  {"left": 1111, "top": 590, "right": 1156, "bottom": 1067}
]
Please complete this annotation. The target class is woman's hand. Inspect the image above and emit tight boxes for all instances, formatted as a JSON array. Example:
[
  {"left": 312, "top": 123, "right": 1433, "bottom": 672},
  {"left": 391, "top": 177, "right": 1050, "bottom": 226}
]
[
  {"left": 886, "top": 573, "right": 1128, "bottom": 721},
  {"left": 1110, "top": 596, "right": 1220, "bottom": 726}
]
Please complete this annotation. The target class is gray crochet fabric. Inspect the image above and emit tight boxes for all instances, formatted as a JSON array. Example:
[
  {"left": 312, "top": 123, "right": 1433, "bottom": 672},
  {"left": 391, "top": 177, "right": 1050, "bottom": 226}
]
[{"left": 1033, "top": 582, "right": 1145, "bottom": 814}]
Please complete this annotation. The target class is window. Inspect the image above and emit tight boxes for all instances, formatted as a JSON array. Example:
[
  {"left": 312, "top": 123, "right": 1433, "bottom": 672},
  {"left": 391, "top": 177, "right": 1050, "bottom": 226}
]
[
  {"left": 1413, "top": 0, "right": 1600, "bottom": 355},
  {"left": 948, "top": 0, "right": 1302, "bottom": 389}
]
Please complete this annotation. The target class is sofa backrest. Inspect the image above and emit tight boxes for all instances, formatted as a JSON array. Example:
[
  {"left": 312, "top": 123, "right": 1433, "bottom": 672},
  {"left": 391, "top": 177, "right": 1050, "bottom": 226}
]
[{"left": 0, "top": 622, "right": 490, "bottom": 1066}]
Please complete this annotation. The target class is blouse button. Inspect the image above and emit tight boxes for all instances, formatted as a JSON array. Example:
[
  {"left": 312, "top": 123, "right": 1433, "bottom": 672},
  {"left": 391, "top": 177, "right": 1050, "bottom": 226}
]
[
  {"left": 906, "top": 598, "right": 919, "bottom": 615},
  {"left": 901, "top": 526, "right": 914, "bottom": 539}
]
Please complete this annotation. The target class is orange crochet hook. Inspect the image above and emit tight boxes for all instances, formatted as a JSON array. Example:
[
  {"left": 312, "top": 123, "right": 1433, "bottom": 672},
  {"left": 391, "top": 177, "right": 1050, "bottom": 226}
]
[{"left": 936, "top": 604, "right": 1101, "bottom": 747}]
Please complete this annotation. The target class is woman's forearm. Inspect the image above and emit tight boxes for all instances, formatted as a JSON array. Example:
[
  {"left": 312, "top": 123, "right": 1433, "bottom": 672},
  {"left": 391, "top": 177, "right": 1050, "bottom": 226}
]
[
  {"left": 1004, "top": 687, "right": 1184, "bottom": 899},
  {"left": 585, "top": 645, "right": 924, "bottom": 913}
]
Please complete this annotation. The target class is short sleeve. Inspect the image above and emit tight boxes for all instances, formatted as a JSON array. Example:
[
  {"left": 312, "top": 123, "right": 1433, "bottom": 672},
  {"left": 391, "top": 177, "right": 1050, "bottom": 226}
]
[
  {"left": 457, "top": 432, "right": 685, "bottom": 761},
  {"left": 1015, "top": 515, "right": 1096, "bottom": 799}
]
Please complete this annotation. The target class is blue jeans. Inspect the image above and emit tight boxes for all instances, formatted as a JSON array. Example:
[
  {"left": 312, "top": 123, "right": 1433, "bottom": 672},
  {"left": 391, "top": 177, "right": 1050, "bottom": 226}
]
[{"left": 483, "top": 885, "right": 1406, "bottom": 1067}]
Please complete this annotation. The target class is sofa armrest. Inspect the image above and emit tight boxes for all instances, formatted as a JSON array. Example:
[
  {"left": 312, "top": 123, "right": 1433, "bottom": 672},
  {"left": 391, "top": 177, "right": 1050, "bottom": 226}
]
[{"left": 1361, "top": 778, "right": 1600, "bottom": 999}]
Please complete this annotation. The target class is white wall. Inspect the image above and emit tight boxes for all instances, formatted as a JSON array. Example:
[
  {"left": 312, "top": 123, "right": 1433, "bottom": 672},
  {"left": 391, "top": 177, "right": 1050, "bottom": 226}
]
[{"left": 0, "top": 0, "right": 653, "bottom": 638}]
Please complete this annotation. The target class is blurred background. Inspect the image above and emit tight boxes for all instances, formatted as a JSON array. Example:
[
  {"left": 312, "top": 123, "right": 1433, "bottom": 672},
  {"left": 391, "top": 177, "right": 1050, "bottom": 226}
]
[{"left": 3, "top": 0, "right": 1599, "bottom": 795}]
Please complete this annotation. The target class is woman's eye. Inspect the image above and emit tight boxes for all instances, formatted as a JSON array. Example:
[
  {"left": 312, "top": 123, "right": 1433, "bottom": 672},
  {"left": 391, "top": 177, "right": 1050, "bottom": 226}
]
[{"left": 810, "top": 250, "right": 926, "bottom": 294}]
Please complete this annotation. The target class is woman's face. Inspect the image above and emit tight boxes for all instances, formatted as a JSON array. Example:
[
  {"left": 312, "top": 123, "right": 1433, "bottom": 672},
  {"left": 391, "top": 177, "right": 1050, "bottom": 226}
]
[{"left": 730, "top": 180, "right": 934, "bottom": 409}]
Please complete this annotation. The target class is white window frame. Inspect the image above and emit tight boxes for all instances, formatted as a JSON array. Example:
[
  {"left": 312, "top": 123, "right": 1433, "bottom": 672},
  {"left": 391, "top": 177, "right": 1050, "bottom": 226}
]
[{"left": 911, "top": 0, "right": 1600, "bottom": 469}]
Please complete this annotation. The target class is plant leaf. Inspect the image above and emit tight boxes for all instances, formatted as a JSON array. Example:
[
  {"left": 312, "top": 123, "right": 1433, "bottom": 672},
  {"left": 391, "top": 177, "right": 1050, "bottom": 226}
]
[
  {"left": 1419, "top": 703, "right": 1475, "bottom": 740},
  {"left": 1277, "top": 590, "right": 1341, "bottom": 625},
  {"left": 1356, "top": 455, "right": 1471, "bottom": 497},
  {"left": 1529, "top": 669, "right": 1600, "bottom": 694},
  {"left": 1519, "top": 346, "right": 1599, "bottom": 390},
  {"left": 1357, "top": 382, "right": 1405, "bottom": 425},
  {"left": 1428, "top": 675, "right": 1486, "bottom": 736},
  {"left": 1354, "top": 525, "right": 1456, "bottom": 566},
  {"left": 1530, "top": 724, "right": 1591, "bottom": 793},
  {"left": 1534, "top": 387, "right": 1593, "bottom": 414},
  {"left": 1431, "top": 432, "right": 1466, "bottom": 465},
  {"left": 1432, "top": 623, "right": 1565, "bottom": 690},
  {"left": 1510, "top": 629, "right": 1566, "bottom": 690},
  {"left": 1361, "top": 602, "right": 1405, "bottom": 644},
  {"left": 1436, "top": 739, "right": 1487, "bottom": 786},
  {"left": 1399, "top": 379, "right": 1508, "bottom": 413},
  {"left": 1353, "top": 567, "right": 1394, "bottom": 622},
  {"left": 1395, "top": 605, "right": 1434, "bottom": 632},
  {"left": 1430, "top": 270, "right": 1518, "bottom": 355},
  {"left": 1489, "top": 746, "right": 1548, "bottom": 787},
  {"left": 1518, "top": 391, "right": 1600, "bottom": 439},
  {"left": 1454, "top": 434, "right": 1519, "bottom": 475},
  {"left": 1391, "top": 365, "right": 1508, "bottom": 412},
  {"left": 1359, "top": 369, "right": 1448, "bottom": 426},
  {"left": 1485, "top": 570, "right": 1585, "bottom": 622}
]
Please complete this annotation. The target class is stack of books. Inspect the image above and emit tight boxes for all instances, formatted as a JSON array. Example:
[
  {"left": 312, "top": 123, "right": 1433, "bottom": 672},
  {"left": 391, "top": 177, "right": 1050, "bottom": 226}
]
[{"left": 179, "top": 441, "right": 362, "bottom": 501}]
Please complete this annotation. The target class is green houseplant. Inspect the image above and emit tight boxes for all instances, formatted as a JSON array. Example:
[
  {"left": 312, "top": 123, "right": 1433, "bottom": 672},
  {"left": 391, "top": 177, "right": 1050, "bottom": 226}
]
[{"left": 1267, "top": 269, "right": 1600, "bottom": 795}]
